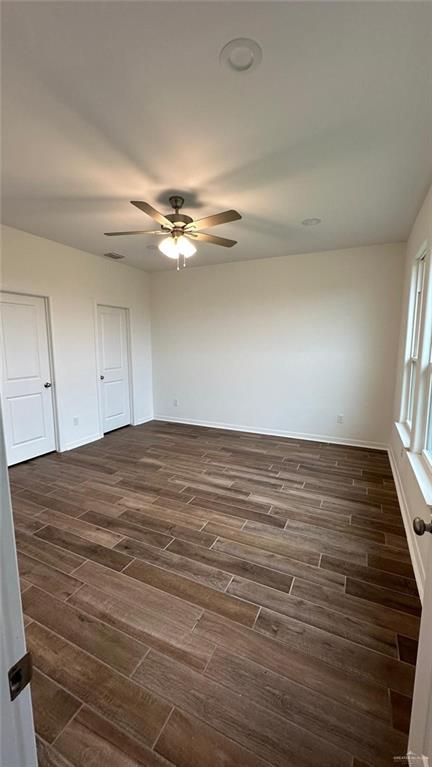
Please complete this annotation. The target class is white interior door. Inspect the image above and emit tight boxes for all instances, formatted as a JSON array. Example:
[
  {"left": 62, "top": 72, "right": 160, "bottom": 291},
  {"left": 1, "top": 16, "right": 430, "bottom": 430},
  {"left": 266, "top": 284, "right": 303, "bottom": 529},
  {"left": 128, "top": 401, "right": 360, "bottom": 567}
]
[
  {"left": 409, "top": 519, "right": 432, "bottom": 766},
  {"left": 0, "top": 292, "right": 56, "bottom": 466},
  {"left": 97, "top": 305, "right": 131, "bottom": 433},
  {"left": 0, "top": 405, "right": 37, "bottom": 767}
]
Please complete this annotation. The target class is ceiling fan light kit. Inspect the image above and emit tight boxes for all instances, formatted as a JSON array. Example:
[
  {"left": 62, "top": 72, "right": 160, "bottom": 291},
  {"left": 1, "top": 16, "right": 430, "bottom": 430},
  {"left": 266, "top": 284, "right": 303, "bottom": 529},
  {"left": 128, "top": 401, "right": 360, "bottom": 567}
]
[
  {"left": 159, "top": 234, "right": 196, "bottom": 264},
  {"left": 105, "top": 195, "right": 241, "bottom": 270}
]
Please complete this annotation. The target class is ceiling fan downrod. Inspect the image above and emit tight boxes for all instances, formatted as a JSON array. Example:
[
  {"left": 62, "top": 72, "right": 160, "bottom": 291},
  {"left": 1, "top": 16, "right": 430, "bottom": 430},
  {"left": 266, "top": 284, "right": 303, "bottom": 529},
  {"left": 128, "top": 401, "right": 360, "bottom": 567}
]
[{"left": 169, "top": 195, "right": 185, "bottom": 214}]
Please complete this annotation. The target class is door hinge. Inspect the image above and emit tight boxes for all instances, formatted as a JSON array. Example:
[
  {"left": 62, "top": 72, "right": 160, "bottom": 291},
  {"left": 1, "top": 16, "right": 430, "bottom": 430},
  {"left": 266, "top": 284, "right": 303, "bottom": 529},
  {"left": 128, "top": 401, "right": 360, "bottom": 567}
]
[{"left": 8, "top": 651, "right": 32, "bottom": 701}]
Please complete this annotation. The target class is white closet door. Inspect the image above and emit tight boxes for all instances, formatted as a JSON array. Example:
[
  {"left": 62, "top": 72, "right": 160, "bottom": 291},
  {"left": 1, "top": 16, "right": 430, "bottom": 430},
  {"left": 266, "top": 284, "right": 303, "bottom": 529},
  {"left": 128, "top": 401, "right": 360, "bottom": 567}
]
[
  {"left": 0, "top": 292, "right": 56, "bottom": 466},
  {"left": 97, "top": 305, "right": 131, "bottom": 433}
]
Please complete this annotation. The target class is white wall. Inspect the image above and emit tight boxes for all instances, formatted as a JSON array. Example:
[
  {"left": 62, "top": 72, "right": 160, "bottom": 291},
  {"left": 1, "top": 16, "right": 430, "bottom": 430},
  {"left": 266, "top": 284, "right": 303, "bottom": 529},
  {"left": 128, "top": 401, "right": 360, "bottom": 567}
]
[
  {"left": 0, "top": 229, "right": 407, "bottom": 452},
  {"left": 389, "top": 183, "right": 432, "bottom": 596},
  {"left": 150, "top": 243, "right": 405, "bottom": 448},
  {"left": 0, "top": 225, "right": 153, "bottom": 451}
]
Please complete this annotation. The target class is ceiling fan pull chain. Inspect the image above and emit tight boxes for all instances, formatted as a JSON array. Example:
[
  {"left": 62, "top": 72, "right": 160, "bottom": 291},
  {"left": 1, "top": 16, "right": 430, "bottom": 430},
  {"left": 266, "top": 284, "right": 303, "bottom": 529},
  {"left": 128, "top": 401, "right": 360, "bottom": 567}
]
[
  {"left": 183, "top": 253, "right": 186, "bottom": 268},
  {"left": 177, "top": 255, "right": 180, "bottom": 271}
]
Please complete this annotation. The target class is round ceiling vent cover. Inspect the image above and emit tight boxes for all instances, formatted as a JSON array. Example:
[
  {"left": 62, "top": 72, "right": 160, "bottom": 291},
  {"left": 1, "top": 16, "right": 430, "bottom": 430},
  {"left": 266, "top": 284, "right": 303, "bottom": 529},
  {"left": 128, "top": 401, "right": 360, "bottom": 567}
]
[{"left": 220, "top": 38, "right": 262, "bottom": 73}]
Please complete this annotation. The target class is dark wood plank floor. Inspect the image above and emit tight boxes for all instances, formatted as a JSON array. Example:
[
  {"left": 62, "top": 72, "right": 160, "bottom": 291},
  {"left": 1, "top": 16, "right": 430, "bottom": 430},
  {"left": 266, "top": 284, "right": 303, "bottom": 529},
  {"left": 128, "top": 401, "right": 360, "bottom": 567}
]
[{"left": 9, "top": 421, "right": 420, "bottom": 767}]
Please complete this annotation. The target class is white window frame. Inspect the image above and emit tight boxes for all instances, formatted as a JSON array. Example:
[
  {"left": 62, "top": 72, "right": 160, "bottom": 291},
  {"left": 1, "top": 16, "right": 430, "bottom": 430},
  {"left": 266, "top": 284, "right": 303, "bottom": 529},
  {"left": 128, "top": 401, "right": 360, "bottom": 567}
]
[
  {"left": 422, "top": 334, "right": 432, "bottom": 474},
  {"left": 400, "top": 249, "right": 427, "bottom": 433}
]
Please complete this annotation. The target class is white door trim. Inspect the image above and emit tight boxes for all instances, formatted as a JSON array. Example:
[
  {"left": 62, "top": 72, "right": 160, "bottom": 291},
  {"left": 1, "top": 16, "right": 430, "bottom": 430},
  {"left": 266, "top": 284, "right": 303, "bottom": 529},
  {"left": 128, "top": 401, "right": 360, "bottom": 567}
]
[
  {"left": 0, "top": 290, "right": 60, "bottom": 460},
  {"left": 94, "top": 302, "right": 134, "bottom": 436}
]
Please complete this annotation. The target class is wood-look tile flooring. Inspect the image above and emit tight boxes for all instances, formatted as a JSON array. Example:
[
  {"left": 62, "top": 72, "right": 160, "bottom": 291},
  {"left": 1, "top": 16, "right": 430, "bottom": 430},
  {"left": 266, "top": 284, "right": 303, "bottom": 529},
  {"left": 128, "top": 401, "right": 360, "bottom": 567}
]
[{"left": 9, "top": 421, "right": 420, "bottom": 767}]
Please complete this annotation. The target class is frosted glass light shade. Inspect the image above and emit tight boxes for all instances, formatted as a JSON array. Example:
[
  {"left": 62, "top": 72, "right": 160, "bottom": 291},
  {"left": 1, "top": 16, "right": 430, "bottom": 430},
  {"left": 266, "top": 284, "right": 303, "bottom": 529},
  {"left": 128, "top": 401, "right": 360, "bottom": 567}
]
[
  {"left": 158, "top": 236, "right": 179, "bottom": 259},
  {"left": 177, "top": 236, "right": 197, "bottom": 258},
  {"left": 158, "top": 234, "right": 197, "bottom": 259}
]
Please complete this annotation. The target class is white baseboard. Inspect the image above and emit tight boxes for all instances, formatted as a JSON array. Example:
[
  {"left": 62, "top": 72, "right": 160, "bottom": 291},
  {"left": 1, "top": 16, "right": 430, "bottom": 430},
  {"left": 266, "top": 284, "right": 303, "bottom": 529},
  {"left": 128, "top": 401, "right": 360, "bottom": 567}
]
[
  {"left": 153, "top": 414, "right": 387, "bottom": 451},
  {"left": 132, "top": 415, "right": 154, "bottom": 426},
  {"left": 60, "top": 432, "right": 103, "bottom": 452},
  {"left": 60, "top": 417, "right": 153, "bottom": 452},
  {"left": 388, "top": 446, "right": 425, "bottom": 601}
]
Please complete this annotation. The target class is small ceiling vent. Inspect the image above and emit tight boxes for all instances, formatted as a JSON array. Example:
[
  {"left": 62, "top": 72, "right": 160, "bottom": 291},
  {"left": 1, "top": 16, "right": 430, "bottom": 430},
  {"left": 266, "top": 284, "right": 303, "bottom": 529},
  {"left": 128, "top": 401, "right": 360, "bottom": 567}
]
[{"left": 104, "top": 252, "right": 124, "bottom": 260}]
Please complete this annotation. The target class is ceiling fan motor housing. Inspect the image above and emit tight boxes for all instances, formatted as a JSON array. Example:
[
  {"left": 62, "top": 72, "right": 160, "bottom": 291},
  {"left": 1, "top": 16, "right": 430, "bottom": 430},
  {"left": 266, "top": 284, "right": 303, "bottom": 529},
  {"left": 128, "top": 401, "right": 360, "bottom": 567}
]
[
  {"left": 164, "top": 212, "right": 193, "bottom": 228},
  {"left": 164, "top": 196, "right": 193, "bottom": 229}
]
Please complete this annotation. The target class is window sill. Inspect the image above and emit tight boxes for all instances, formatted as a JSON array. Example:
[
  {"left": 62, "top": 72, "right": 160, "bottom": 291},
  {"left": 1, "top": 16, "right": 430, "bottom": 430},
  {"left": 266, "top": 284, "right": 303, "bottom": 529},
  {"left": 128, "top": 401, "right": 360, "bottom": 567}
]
[
  {"left": 395, "top": 421, "right": 432, "bottom": 506},
  {"left": 395, "top": 421, "right": 411, "bottom": 449}
]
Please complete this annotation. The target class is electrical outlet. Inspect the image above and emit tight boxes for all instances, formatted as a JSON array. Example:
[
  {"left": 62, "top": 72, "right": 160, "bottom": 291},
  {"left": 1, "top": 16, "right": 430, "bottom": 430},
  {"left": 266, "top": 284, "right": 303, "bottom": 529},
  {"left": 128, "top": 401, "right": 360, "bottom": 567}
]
[
  {"left": 173, "top": 399, "right": 179, "bottom": 407},
  {"left": 73, "top": 416, "right": 79, "bottom": 426},
  {"left": 336, "top": 414, "right": 344, "bottom": 424}
]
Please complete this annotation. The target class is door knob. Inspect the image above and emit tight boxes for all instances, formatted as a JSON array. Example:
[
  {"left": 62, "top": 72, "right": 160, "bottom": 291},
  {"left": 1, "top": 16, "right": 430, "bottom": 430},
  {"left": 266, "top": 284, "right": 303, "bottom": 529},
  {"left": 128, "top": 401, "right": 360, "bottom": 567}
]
[
  {"left": 44, "top": 382, "right": 52, "bottom": 388},
  {"left": 413, "top": 517, "right": 432, "bottom": 536},
  {"left": 100, "top": 375, "right": 105, "bottom": 380}
]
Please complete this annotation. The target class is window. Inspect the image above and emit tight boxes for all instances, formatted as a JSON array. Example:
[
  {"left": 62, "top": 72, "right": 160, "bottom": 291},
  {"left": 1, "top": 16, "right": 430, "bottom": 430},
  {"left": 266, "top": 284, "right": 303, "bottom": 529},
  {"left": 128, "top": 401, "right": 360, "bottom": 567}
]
[
  {"left": 399, "top": 243, "right": 432, "bottom": 472},
  {"left": 403, "top": 253, "right": 426, "bottom": 430}
]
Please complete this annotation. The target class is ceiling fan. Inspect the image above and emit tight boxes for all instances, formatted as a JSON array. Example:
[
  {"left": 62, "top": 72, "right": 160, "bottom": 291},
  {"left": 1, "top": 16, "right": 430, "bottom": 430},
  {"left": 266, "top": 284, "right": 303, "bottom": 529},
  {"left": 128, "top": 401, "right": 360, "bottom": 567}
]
[{"left": 105, "top": 196, "right": 241, "bottom": 268}]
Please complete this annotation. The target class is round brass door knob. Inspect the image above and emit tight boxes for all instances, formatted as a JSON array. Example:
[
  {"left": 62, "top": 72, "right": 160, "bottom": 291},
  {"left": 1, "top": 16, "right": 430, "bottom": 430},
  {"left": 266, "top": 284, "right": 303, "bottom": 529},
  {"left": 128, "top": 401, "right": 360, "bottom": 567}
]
[{"left": 413, "top": 517, "right": 432, "bottom": 536}]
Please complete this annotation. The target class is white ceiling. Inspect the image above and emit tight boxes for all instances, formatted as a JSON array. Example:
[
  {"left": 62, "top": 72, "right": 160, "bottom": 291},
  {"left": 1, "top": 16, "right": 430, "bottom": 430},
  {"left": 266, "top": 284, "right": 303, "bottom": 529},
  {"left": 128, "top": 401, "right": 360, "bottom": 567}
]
[{"left": 2, "top": 1, "right": 432, "bottom": 271}]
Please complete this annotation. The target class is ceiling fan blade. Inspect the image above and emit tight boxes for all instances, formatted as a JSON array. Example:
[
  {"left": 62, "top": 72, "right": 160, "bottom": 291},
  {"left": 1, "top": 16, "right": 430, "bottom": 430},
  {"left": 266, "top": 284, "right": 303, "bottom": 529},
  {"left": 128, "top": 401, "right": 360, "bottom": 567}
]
[
  {"left": 186, "top": 209, "right": 241, "bottom": 231},
  {"left": 130, "top": 201, "right": 173, "bottom": 228},
  {"left": 187, "top": 232, "right": 237, "bottom": 248},
  {"left": 104, "top": 230, "right": 163, "bottom": 236}
]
